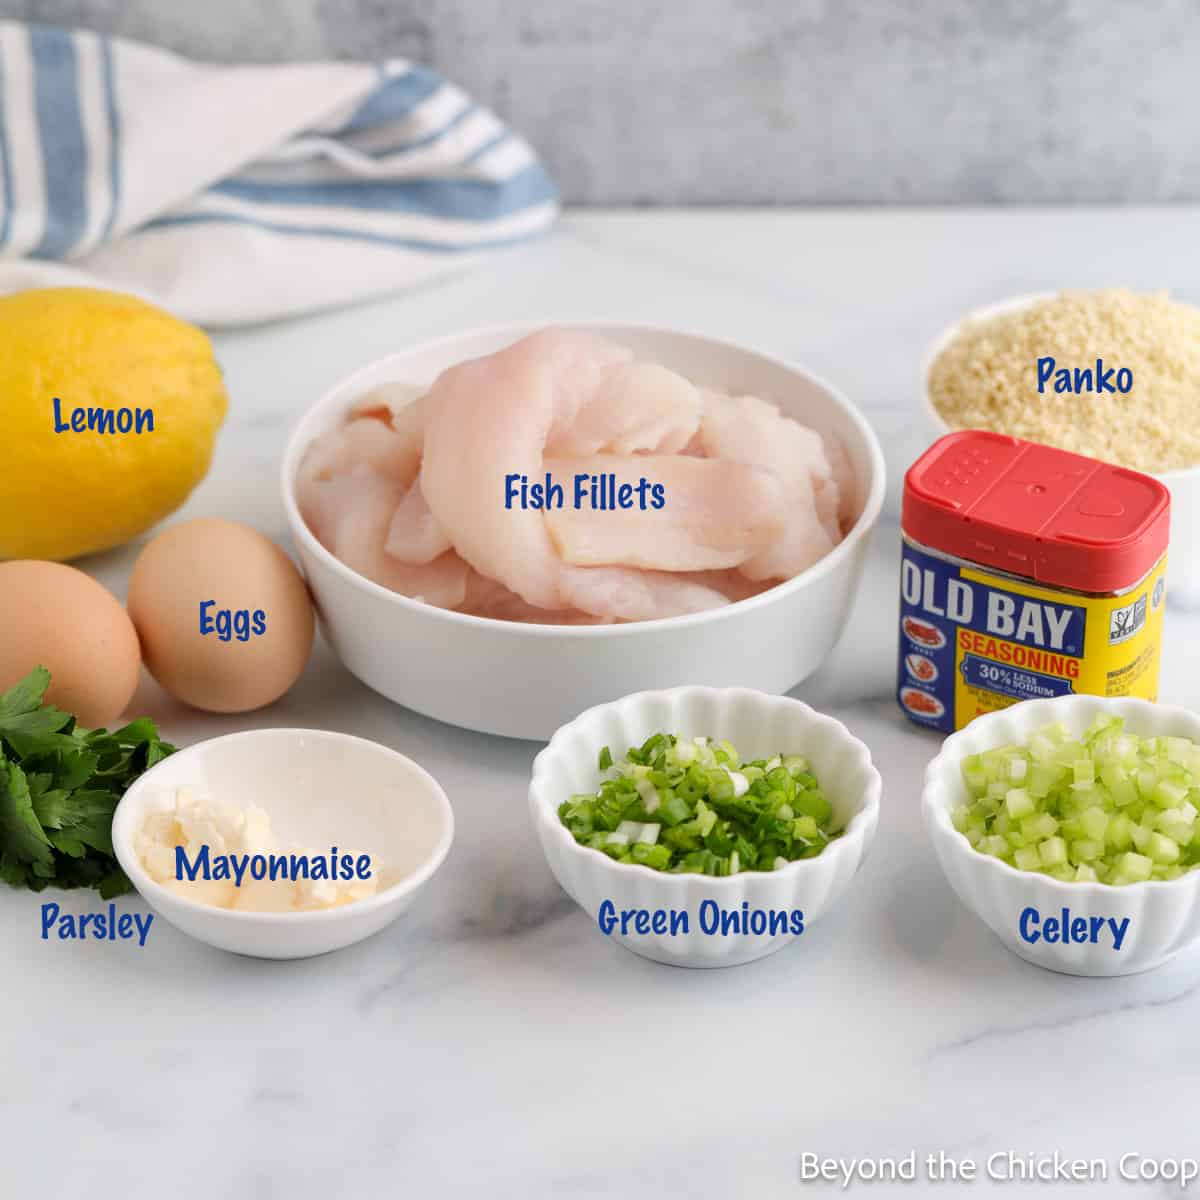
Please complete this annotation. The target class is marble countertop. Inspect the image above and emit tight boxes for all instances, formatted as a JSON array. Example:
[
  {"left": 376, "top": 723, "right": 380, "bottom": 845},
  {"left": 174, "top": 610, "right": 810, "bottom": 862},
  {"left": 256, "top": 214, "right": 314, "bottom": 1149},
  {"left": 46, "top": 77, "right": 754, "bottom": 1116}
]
[{"left": 7, "top": 208, "right": 1200, "bottom": 1199}]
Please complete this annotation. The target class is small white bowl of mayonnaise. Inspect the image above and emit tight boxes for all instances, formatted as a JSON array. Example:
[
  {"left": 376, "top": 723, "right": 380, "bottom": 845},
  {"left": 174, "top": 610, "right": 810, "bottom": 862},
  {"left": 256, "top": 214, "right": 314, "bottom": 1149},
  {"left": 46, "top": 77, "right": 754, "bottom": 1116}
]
[{"left": 113, "top": 728, "right": 454, "bottom": 959}]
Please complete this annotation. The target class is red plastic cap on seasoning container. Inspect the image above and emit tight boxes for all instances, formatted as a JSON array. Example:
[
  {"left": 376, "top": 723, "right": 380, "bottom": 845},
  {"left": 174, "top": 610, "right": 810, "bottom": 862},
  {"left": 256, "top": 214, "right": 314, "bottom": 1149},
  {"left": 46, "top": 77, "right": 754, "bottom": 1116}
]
[{"left": 903, "top": 431, "right": 1171, "bottom": 593}]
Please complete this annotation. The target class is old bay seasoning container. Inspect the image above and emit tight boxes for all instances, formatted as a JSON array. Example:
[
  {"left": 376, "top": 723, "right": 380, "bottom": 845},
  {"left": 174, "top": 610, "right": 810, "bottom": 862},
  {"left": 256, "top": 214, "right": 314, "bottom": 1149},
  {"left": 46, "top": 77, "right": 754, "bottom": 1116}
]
[{"left": 898, "top": 431, "right": 1170, "bottom": 732}]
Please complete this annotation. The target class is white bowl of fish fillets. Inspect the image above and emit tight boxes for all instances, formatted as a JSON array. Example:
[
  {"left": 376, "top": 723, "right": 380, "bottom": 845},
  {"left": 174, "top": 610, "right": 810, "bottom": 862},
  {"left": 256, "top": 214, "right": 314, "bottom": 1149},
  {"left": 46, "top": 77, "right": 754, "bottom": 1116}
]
[{"left": 282, "top": 324, "right": 886, "bottom": 739}]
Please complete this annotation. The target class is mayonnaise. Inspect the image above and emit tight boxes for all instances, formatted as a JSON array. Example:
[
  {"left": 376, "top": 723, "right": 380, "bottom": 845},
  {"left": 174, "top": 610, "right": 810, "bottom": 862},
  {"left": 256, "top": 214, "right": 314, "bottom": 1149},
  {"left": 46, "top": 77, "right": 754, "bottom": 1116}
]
[{"left": 136, "top": 788, "right": 379, "bottom": 912}]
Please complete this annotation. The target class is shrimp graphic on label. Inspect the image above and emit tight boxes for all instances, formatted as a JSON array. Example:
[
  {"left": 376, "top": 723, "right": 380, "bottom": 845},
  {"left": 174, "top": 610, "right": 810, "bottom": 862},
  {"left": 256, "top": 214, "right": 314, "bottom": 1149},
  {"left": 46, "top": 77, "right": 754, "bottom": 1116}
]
[
  {"left": 899, "top": 687, "right": 945, "bottom": 720},
  {"left": 905, "top": 653, "right": 938, "bottom": 683},
  {"left": 902, "top": 616, "right": 946, "bottom": 650}
]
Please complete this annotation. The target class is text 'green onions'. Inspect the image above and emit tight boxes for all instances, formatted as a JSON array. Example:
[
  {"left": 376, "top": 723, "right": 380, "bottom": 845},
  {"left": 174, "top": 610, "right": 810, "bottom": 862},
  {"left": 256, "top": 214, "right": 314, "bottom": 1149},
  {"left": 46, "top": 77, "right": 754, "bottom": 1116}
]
[{"left": 557, "top": 734, "right": 842, "bottom": 876}]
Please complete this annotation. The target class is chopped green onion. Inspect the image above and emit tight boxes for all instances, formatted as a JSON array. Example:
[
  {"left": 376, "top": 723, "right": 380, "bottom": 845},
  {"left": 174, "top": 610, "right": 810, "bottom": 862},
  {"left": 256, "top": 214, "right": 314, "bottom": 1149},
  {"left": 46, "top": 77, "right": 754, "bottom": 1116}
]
[{"left": 557, "top": 733, "right": 842, "bottom": 874}]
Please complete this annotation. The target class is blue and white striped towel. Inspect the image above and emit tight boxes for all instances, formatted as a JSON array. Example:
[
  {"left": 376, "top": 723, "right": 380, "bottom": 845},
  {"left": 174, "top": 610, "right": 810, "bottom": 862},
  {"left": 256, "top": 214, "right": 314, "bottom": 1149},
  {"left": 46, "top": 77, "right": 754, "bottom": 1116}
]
[{"left": 0, "top": 22, "right": 558, "bottom": 325}]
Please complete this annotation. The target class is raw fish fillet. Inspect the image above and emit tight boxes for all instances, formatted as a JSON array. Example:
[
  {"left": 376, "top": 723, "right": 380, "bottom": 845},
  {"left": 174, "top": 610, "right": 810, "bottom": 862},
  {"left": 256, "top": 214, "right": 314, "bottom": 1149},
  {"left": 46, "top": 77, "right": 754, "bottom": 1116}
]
[
  {"left": 326, "top": 466, "right": 404, "bottom": 581},
  {"left": 297, "top": 462, "right": 394, "bottom": 550},
  {"left": 546, "top": 362, "right": 701, "bottom": 456},
  {"left": 559, "top": 566, "right": 729, "bottom": 622},
  {"left": 384, "top": 481, "right": 451, "bottom": 565},
  {"left": 696, "top": 388, "right": 844, "bottom": 542},
  {"left": 539, "top": 330, "right": 634, "bottom": 439},
  {"left": 420, "top": 330, "right": 568, "bottom": 610},
  {"left": 460, "top": 561, "right": 724, "bottom": 624},
  {"left": 384, "top": 388, "right": 432, "bottom": 459},
  {"left": 299, "top": 328, "right": 850, "bottom": 624},
  {"left": 350, "top": 386, "right": 431, "bottom": 479},
  {"left": 683, "top": 569, "right": 776, "bottom": 604},
  {"left": 422, "top": 329, "right": 742, "bottom": 621},
  {"left": 699, "top": 393, "right": 838, "bottom": 580},
  {"left": 350, "top": 382, "right": 428, "bottom": 427},
  {"left": 422, "top": 328, "right": 641, "bottom": 615},
  {"left": 298, "top": 416, "right": 422, "bottom": 492},
  {"left": 823, "top": 433, "right": 857, "bottom": 529},
  {"left": 459, "top": 569, "right": 604, "bottom": 625},
  {"left": 374, "top": 552, "right": 470, "bottom": 610},
  {"left": 544, "top": 455, "right": 784, "bottom": 571},
  {"left": 304, "top": 463, "right": 466, "bottom": 608}
]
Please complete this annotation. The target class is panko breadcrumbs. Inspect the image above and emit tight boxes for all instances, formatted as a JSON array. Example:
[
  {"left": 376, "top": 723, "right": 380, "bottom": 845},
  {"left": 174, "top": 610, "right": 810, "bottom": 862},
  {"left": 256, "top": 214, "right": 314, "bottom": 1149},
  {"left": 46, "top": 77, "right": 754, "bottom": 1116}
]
[{"left": 927, "top": 289, "right": 1200, "bottom": 474}]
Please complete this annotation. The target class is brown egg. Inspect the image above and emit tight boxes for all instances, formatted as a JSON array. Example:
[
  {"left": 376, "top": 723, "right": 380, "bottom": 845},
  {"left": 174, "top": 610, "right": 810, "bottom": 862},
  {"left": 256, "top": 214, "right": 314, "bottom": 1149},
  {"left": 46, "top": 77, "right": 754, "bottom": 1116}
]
[
  {"left": 128, "top": 519, "right": 314, "bottom": 713},
  {"left": 0, "top": 561, "right": 141, "bottom": 726}
]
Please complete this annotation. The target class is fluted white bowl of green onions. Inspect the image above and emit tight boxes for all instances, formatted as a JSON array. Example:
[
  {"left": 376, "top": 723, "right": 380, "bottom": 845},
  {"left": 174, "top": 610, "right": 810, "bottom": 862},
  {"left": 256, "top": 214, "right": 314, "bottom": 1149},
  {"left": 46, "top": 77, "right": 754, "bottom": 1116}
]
[
  {"left": 530, "top": 687, "right": 880, "bottom": 968},
  {"left": 924, "top": 695, "right": 1200, "bottom": 977}
]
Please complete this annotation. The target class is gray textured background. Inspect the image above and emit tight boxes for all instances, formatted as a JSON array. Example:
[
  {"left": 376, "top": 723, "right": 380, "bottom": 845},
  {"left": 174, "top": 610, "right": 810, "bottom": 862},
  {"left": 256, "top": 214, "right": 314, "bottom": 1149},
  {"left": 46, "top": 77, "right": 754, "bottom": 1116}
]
[{"left": 5, "top": 0, "right": 1200, "bottom": 205}]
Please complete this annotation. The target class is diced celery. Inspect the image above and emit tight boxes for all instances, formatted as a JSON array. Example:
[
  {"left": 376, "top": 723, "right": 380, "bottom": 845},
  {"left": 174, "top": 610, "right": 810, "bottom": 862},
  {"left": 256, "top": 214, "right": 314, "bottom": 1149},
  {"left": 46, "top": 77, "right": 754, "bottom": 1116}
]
[
  {"left": 1109, "top": 777, "right": 1138, "bottom": 807},
  {"left": 1086, "top": 712, "right": 1121, "bottom": 740},
  {"left": 962, "top": 756, "right": 988, "bottom": 795},
  {"left": 1005, "top": 788, "right": 1035, "bottom": 819},
  {"left": 1147, "top": 832, "right": 1181, "bottom": 865},
  {"left": 1167, "top": 737, "right": 1194, "bottom": 765},
  {"left": 1116, "top": 852, "right": 1153, "bottom": 882},
  {"left": 1078, "top": 806, "right": 1109, "bottom": 841},
  {"left": 1099, "top": 761, "right": 1127, "bottom": 791},
  {"left": 965, "top": 718, "right": 1200, "bottom": 885},
  {"left": 1029, "top": 732, "right": 1058, "bottom": 763},
  {"left": 1113, "top": 734, "right": 1138, "bottom": 762},
  {"left": 1154, "top": 778, "right": 1189, "bottom": 809},
  {"left": 1155, "top": 808, "right": 1195, "bottom": 843},
  {"left": 1038, "top": 836, "right": 1068, "bottom": 867},
  {"left": 1020, "top": 812, "right": 1058, "bottom": 841},
  {"left": 1014, "top": 845, "right": 1042, "bottom": 871},
  {"left": 1106, "top": 812, "right": 1134, "bottom": 850},
  {"left": 1136, "top": 766, "right": 1159, "bottom": 798}
]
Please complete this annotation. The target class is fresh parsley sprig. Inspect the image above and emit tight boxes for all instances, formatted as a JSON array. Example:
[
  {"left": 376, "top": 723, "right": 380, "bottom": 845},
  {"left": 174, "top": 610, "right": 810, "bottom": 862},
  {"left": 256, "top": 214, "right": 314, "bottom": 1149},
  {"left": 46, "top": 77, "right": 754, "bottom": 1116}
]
[{"left": 0, "top": 667, "right": 175, "bottom": 898}]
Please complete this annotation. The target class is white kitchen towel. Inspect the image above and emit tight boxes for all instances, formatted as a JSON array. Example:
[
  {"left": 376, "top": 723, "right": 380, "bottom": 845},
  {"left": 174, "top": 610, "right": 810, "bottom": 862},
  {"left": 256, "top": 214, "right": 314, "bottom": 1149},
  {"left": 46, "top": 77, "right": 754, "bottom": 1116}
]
[{"left": 0, "top": 22, "right": 558, "bottom": 325}]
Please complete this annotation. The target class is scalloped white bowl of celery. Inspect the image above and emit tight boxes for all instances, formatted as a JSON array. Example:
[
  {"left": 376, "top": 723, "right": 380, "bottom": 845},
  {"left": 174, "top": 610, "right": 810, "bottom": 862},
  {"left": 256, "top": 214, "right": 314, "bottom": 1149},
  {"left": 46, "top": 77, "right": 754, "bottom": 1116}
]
[
  {"left": 924, "top": 695, "right": 1200, "bottom": 976},
  {"left": 530, "top": 687, "right": 880, "bottom": 968}
]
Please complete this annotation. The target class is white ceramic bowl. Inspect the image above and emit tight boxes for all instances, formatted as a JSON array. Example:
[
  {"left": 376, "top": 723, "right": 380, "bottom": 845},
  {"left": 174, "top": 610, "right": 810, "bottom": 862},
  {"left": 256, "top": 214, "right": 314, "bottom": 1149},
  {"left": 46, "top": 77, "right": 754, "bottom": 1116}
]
[
  {"left": 282, "top": 323, "right": 886, "bottom": 739},
  {"left": 921, "top": 293, "right": 1200, "bottom": 606},
  {"left": 529, "top": 687, "right": 881, "bottom": 968},
  {"left": 924, "top": 695, "right": 1200, "bottom": 977},
  {"left": 113, "top": 729, "right": 454, "bottom": 960}
]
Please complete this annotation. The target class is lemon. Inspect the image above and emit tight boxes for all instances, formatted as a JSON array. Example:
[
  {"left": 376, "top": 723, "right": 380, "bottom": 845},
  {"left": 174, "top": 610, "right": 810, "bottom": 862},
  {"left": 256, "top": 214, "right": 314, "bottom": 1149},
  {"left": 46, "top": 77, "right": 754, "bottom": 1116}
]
[{"left": 0, "top": 288, "right": 229, "bottom": 561}]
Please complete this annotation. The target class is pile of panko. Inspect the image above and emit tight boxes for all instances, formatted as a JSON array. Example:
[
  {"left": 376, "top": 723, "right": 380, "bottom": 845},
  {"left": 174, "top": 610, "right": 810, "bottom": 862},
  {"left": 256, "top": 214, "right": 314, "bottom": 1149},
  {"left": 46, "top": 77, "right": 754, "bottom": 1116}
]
[{"left": 297, "top": 328, "right": 854, "bottom": 624}]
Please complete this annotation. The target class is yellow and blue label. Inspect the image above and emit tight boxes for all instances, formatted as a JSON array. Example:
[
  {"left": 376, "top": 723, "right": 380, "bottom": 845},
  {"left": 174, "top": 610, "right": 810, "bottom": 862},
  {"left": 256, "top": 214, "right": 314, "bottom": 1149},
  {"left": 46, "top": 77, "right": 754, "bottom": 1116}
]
[{"left": 897, "top": 540, "right": 1166, "bottom": 733}]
